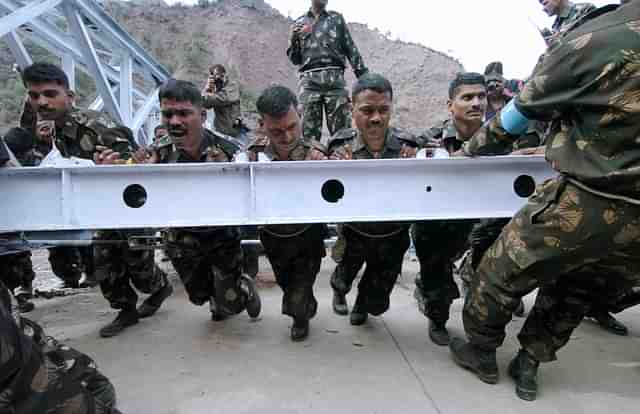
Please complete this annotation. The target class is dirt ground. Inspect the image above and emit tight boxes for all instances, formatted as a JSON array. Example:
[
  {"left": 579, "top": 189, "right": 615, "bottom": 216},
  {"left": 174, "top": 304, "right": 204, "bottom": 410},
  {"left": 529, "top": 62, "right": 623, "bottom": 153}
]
[{"left": 25, "top": 251, "right": 640, "bottom": 414}]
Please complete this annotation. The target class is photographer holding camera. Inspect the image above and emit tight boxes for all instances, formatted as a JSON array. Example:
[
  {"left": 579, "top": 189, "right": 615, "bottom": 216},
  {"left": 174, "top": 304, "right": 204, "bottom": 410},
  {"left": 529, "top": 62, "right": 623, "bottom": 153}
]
[{"left": 202, "top": 64, "right": 248, "bottom": 143}]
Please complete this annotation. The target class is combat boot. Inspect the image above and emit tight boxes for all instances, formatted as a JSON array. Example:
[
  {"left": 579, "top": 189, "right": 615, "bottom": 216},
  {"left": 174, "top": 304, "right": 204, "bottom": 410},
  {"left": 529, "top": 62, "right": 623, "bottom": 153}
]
[
  {"left": 428, "top": 320, "right": 450, "bottom": 346},
  {"left": 137, "top": 283, "right": 174, "bottom": 318},
  {"left": 508, "top": 349, "right": 540, "bottom": 401},
  {"left": 240, "top": 274, "right": 261, "bottom": 318},
  {"left": 450, "top": 338, "right": 499, "bottom": 384},
  {"left": 16, "top": 294, "right": 35, "bottom": 313},
  {"left": 590, "top": 310, "right": 628, "bottom": 336},
  {"left": 291, "top": 318, "right": 310, "bottom": 342},
  {"left": 350, "top": 295, "right": 368, "bottom": 326},
  {"left": 210, "top": 298, "right": 227, "bottom": 322},
  {"left": 99, "top": 308, "right": 139, "bottom": 338},
  {"left": 332, "top": 291, "right": 349, "bottom": 315}
]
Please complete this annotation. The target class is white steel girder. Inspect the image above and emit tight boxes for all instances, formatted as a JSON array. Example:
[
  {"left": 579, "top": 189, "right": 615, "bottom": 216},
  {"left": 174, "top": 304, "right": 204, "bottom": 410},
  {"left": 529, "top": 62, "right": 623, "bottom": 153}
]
[
  {"left": 0, "top": 157, "right": 555, "bottom": 232},
  {"left": 0, "top": 0, "right": 171, "bottom": 145}
]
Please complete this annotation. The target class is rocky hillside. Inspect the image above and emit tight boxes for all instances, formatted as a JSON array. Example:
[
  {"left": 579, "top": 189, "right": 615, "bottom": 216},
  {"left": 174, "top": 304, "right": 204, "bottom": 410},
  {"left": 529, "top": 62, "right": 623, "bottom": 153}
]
[{"left": 0, "top": 0, "right": 463, "bottom": 134}]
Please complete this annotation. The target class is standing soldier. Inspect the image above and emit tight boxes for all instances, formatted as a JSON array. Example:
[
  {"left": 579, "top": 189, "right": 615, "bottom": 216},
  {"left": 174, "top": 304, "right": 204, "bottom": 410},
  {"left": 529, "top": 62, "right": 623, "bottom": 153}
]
[
  {"left": 287, "top": 0, "right": 368, "bottom": 142},
  {"left": 20, "top": 62, "right": 173, "bottom": 338},
  {"left": 247, "top": 85, "right": 328, "bottom": 341},
  {"left": 541, "top": 0, "right": 596, "bottom": 35},
  {"left": 329, "top": 73, "right": 418, "bottom": 326},
  {"left": 450, "top": 1, "right": 640, "bottom": 400},
  {"left": 153, "top": 79, "right": 261, "bottom": 322},
  {"left": 202, "top": 64, "right": 248, "bottom": 143}
]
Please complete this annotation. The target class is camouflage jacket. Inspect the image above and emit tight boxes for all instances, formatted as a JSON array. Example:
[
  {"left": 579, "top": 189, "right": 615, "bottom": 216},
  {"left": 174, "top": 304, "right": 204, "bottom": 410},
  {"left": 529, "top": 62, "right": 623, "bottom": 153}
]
[
  {"left": 463, "top": 3, "right": 640, "bottom": 198},
  {"left": 552, "top": 1, "right": 597, "bottom": 34},
  {"left": 202, "top": 79, "right": 243, "bottom": 138},
  {"left": 287, "top": 9, "right": 368, "bottom": 77},
  {"left": 328, "top": 127, "right": 416, "bottom": 236},
  {"left": 53, "top": 108, "right": 135, "bottom": 161},
  {"left": 156, "top": 128, "right": 240, "bottom": 164},
  {"left": 422, "top": 119, "right": 541, "bottom": 155}
]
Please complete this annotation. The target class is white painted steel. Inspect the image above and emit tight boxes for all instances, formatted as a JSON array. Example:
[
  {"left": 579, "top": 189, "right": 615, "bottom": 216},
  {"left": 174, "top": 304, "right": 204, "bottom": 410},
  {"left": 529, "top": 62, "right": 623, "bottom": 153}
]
[{"left": 0, "top": 157, "right": 555, "bottom": 232}]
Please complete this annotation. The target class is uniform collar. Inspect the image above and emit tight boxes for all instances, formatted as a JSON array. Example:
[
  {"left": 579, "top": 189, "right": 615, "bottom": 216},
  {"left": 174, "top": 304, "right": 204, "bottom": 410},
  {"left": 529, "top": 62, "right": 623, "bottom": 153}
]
[
  {"left": 306, "top": 8, "right": 329, "bottom": 18},
  {"left": 352, "top": 129, "right": 400, "bottom": 155}
]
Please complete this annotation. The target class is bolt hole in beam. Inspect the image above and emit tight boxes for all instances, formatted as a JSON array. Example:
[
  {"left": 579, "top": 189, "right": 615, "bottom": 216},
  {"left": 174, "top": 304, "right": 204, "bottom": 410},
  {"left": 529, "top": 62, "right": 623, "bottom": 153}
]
[
  {"left": 123, "top": 184, "right": 147, "bottom": 208},
  {"left": 514, "top": 175, "right": 536, "bottom": 198},
  {"left": 322, "top": 179, "right": 345, "bottom": 203},
  {"left": 425, "top": 186, "right": 432, "bottom": 193}
]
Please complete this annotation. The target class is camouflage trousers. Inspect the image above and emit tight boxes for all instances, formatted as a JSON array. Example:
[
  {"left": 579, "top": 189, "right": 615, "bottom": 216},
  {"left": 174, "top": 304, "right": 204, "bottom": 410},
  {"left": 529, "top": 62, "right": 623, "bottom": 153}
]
[
  {"left": 412, "top": 220, "right": 475, "bottom": 324},
  {"left": 459, "top": 218, "right": 511, "bottom": 286},
  {"left": 331, "top": 225, "right": 410, "bottom": 316},
  {"left": 464, "top": 177, "right": 640, "bottom": 362},
  {"left": 299, "top": 68, "right": 351, "bottom": 141},
  {"left": 166, "top": 227, "right": 247, "bottom": 316},
  {"left": 0, "top": 251, "right": 35, "bottom": 297},
  {"left": 93, "top": 230, "right": 168, "bottom": 310},
  {"left": 49, "top": 246, "right": 95, "bottom": 287},
  {"left": 260, "top": 224, "right": 326, "bottom": 320}
]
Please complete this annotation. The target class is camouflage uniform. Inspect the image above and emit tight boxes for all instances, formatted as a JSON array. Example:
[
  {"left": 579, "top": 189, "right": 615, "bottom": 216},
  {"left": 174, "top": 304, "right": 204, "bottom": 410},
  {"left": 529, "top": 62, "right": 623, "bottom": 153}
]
[
  {"left": 0, "top": 280, "right": 118, "bottom": 413},
  {"left": 287, "top": 9, "right": 368, "bottom": 141},
  {"left": 552, "top": 1, "right": 597, "bottom": 33},
  {"left": 53, "top": 109, "right": 169, "bottom": 311},
  {"left": 248, "top": 137, "right": 328, "bottom": 320},
  {"left": 460, "top": 2, "right": 640, "bottom": 362},
  {"left": 158, "top": 130, "right": 250, "bottom": 316},
  {"left": 202, "top": 77, "right": 245, "bottom": 139},
  {"left": 328, "top": 128, "right": 416, "bottom": 316}
]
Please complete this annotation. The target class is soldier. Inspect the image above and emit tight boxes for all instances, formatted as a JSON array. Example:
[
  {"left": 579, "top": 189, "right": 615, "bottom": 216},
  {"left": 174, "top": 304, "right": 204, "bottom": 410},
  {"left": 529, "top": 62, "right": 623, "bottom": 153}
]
[
  {"left": 483, "top": 62, "right": 525, "bottom": 122},
  {"left": 153, "top": 124, "right": 168, "bottom": 144},
  {"left": 153, "top": 79, "right": 261, "bottom": 322},
  {"left": 247, "top": 85, "right": 328, "bottom": 341},
  {"left": 287, "top": 0, "right": 368, "bottom": 142},
  {"left": 412, "top": 73, "right": 490, "bottom": 346},
  {"left": 540, "top": 0, "right": 597, "bottom": 35},
  {"left": 21, "top": 62, "right": 173, "bottom": 338},
  {"left": 202, "top": 64, "right": 248, "bottom": 143},
  {"left": 0, "top": 280, "right": 122, "bottom": 413},
  {"left": 329, "top": 73, "right": 418, "bottom": 325},
  {"left": 450, "top": 1, "right": 640, "bottom": 401}
]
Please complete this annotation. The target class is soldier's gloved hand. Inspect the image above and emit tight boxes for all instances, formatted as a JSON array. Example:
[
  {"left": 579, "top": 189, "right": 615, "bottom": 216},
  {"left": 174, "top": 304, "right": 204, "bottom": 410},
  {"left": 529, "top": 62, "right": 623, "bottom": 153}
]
[
  {"left": 94, "top": 147, "right": 126, "bottom": 165},
  {"left": 330, "top": 144, "right": 352, "bottom": 160},
  {"left": 306, "top": 149, "right": 328, "bottom": 161},
  {"left": 400, "top": 144, "right": 417, "bottom": 159}
]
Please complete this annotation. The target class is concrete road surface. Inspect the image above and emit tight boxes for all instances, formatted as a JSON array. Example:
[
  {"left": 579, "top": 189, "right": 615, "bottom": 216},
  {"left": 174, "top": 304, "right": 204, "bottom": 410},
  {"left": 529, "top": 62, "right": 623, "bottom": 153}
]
[{"left": 29, "top": 255, "right": 640, "bottom": 414}]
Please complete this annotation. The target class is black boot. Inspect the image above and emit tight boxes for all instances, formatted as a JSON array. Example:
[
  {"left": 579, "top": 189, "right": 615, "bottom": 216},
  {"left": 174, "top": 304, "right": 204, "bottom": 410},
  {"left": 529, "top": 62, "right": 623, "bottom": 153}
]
[
  {"left": 210, "top": 298, "right": 227, "bottom": 322},
  {"left": 137, "top": 283, "right": 174, "bottom": 318},
  {"left": 508, "top": 349, "right": 540, "bottom": 401},
  {"left": 332, "top": 291, "right": 349, "bottom": 316},
  {"left": 450, "top": 338, "right": 499, "bottom": 384},
  {"left": 514, "top": 300, "right": 526, "bottom": 317},
  {"left": 590, "top": 310, "right": 629, "bottom": 336},
  {"left": 240, "top": 274, "right": 261, "bottom": 318},
  {"left": 291, "top": 318, "right": 310, "bottom": 342},
  {"left": 428, "top": 320, "right": 450, "bottom": 346},
  {"left": 99, "top": 308, "right": 139, "bottom": 338},
  {"left": 16, "top": 294, "right": 35, "bottom": 313},
  {"left": 350, "top": 295, "right": 368, "bottom": 326}
]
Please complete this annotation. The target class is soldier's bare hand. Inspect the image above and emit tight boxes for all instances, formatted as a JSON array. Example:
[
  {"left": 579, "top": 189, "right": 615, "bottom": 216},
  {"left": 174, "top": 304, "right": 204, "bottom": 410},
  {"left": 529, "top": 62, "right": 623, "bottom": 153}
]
[
  {"left": 400, "top": 144, "right": 417, "bottom": 159},
  {"left": 206, "top": 147, "right": 228, "bottom": 162},
  {"left": 451, "top": 150, "right": 468, "bottom": 158},
  {"left": 511, "top": 147, "right": 545, "bottom": 156},
  {"left": 307, "top": 149, "right": 328, "bottom": 161},
  {"left": 35, "top": 120, "right": 55, "bottom": 143},
  {"left": 94, "top": 149, "right": 124, "bottom": 165},
  {"left": 330, "top": 145, "right": 352, "bottom": 160},
  {"left": 131, "top": 148, "right": 156, "bottom": 164},
  {"left": 422, "top": 137, "right": 442, "bottom": 149}
]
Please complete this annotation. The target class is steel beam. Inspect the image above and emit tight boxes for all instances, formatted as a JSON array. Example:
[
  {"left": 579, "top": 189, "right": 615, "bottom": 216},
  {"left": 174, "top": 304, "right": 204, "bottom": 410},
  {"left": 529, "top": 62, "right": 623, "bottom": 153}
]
[
  {"left": 0, "top": 157, "right": 555, "bottom": 232},
  {"left": 63, "top": 1, "right": 123, "bottom": 123},
  {"left": 61, "top": 53, "right": 75, "bottom": 90},
  {"left": 3, "top": 30, "right": 31, "bottom": 68},
  {"left": 119, "top": 53, "right": 132, "bottom": 125},
  {"left": 0, "top": 0, "right": 62, "bottom": 38}
]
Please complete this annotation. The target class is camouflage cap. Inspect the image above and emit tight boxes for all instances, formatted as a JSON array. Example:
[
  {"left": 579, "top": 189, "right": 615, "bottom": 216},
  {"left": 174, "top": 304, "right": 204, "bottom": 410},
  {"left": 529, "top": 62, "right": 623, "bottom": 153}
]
[{"left": 484, "top": 61, "right": 505, "bottom": 82}]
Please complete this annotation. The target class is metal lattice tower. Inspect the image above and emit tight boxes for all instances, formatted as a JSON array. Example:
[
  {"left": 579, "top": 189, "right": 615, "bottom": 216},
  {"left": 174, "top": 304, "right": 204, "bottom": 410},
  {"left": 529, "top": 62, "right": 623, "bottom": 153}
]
[{"left": 0, "top": 0, "right": 171, "bottom": 144}]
